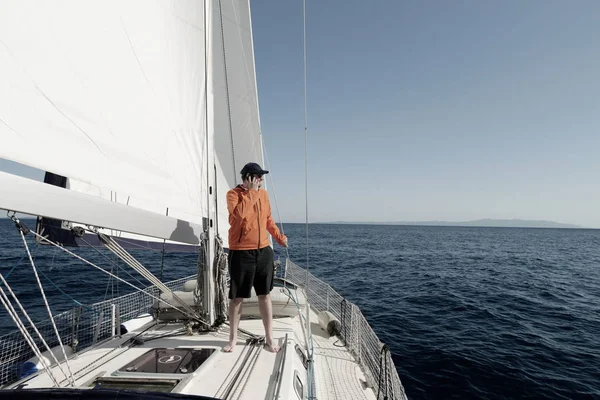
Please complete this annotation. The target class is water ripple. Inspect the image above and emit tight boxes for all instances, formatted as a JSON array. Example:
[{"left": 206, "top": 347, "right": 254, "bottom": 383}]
[{"left": 1, "top": 221, "right": 599, "bottom": 399}]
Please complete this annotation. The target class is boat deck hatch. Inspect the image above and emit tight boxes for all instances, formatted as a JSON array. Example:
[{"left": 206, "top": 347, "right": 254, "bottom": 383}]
[
  {"left": 92, "top": 377, "right": 179, "bottom": 392},
  {"left": 118, "top": 348, "right": 216, "bottom": 374}
]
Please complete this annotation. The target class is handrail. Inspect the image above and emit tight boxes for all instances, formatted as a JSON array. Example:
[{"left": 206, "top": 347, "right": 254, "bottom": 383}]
[
  {"left": 0, "top": 275, "right": 194, "bottom": 386},
  {"left": 283, "top": 259, "right": 408, "bottom": 400}
]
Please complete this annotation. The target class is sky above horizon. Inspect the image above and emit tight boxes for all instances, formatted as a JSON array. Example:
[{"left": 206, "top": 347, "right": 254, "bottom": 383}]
[
  {"left": 2, "top": 1, "right": 600, "bottom": 228},
  {"left": 252, "top": 0, "right": 600, "bottom": 228}
]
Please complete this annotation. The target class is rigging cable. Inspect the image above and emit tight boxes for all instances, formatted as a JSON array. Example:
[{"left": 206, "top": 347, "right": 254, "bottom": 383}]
[
  {"left": 0, "top": 274, "right": 71, "bottom": 385},
  {"left": 301, "top": 0, "right": 316, "bottom": 398},
  {"left": 78, "top": 236, "right": 146, "bottom": 288},
  {"left": 15, "top": 220, "right": 76, "bottom": 386},
  {"left": 31, "top": 229, "right": 258, "bottom": 341},
  {"left": 96, "top": 232, "right": 202, "bottom": 321},
  {"left": 160, "top": 208, "right": 169, "bottom": 281},
  {"left": 29, "top": 230, "right": 203, "bottom": 324},
  {"left": 0, "top": 278, "right": 61, "bottom": 387},
  {"left": 93, "top": 231, "right": 256, "bottom": 339},
  {"left": 3, "top": 254, "right": 26, "bottom": 280},
  {"left": 263, "top": 147, "right": 290, "bottom": 262},
  {"left": 36, "top": 267, "right": 88, "bottom": 310}
]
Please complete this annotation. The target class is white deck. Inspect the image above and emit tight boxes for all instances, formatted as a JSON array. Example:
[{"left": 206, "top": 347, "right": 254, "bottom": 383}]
[
  {"left": 309, "top": 313, "right": 377, "bottom": 400},
  {"left": 7, "top": 305, "right": 377, "bottom": 399}
]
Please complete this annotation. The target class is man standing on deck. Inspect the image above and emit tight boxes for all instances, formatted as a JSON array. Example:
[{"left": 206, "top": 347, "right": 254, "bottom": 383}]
[{"left": 224, "top": 162, "right": 288, "bottom": 353}]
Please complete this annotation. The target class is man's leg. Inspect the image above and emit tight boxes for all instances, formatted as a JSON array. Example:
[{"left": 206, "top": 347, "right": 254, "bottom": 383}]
[
  {"left": 225, "top": 250, "right": 255, "bottom": 352},
  {"left": 255, "top": 246, "right": 279, "bottom": 353},
  {"left": 224, "top": 298, "right": 243, "bottom": 352},
  {"left": 258, "top": 294, "right": 279, "bottom": 352}
]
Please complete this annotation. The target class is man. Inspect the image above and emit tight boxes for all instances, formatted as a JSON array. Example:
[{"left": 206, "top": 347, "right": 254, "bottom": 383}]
[{"left": 224, "top": 162, "right": 288, "bottom": 353}]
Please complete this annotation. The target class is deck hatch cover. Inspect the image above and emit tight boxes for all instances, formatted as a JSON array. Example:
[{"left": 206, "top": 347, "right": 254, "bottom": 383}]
[{"left": 118, "top": 348, "right": 216, "bottom": 374}]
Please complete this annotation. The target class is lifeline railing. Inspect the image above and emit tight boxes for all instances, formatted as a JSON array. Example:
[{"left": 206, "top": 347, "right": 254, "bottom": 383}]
[
  {"left": 0, "top": 275, "right": 193, "bottom": 386},
  {"left": 1, "top": 263, "right": 409, "bottom": 400},
  {"left": 282, "top": 259, "right": 408, "bottom": 400}
]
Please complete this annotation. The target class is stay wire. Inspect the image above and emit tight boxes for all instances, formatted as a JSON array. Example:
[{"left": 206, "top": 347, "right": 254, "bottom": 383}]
[
  {"left": 302, "top": 1, "right": 316, "bottom": 398},
  {"left": 0, "top": 284, "right": 61, "bottom": 387},
  {"left": 78, "top": 236, "right": 147, "bottom": 288},
  {"left": 262, "top": 146, "right": 290, "bottom": 261},
  {"left": 19, "top": 229, "right": 76, "bottom": 386},
  {"left": 0, "top": 274, "right": 69, "bottom": 385},
  {"left": 29, "top": 230, "right": 203, "bottom": 325}
]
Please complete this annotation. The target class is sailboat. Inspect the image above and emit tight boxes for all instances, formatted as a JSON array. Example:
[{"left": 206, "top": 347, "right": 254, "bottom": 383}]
[{"left": 0, "top": 1, "right": 408, "bottom": 399}]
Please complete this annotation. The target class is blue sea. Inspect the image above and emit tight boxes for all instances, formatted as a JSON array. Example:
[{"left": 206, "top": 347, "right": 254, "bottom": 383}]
[{"left": 1, "top": 219, "right": 599, "bottom": 399}]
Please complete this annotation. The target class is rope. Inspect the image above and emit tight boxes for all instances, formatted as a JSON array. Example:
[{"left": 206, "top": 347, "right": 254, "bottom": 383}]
[
  {"left": 3, "top": 254, "right": 26, "bottom": 280},
  {"left": 29, "top": 230, "right": 202, "bottom": 325},
  {"left": 103, "top": 259, "right": 116, "bottom": 302},
  {"left": 97, "top": 233, "right": 204, "bottom": 323},
  {"left": 377, "top": 344, "right": 391, "bottom": 400},
  {"left": 194, "top": 234, "right": 207, "bottom": 317},
  {"left": 36, "top": 267, "right": 89, "bottom": 310},
  {"left": 213, "top": 235, "right": 229, "bottom": 325},
  {"left": 18, "top": 227, "right": 76, "bottom": 386},
  {"left": 78, "top": 236, "right": 146, "bottom": 288},
  {"left": 99, "top": 232, "right": 249, "bottom": 336},
  {"left": 0, "top": 274, "right": 71, "bottom": 384},
  {"left": 159, "top": 243, "right": 166, "bottom": 281},
  {"left": 71, "top": 307, "right": 82, "bottom": 353},
  {"left": 160, "top": 208, "right": 169, "bottom": 281},
  {"left": 58, "top": 322, "right": 161, "bottom": 386},
  {"left": 0, "top": 279, "right": 60, "bottom": 387},
  {"left": 33, "top": 228, "right": 255, "bottom": 340},
  {"left": 59, "top": 346, "right": 128, "bottom": 387}
]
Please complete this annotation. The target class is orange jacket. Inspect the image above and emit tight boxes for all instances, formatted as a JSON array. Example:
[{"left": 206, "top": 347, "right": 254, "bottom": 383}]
[{"left": 227, "top": 185, "right": 287, "bottom": 250}]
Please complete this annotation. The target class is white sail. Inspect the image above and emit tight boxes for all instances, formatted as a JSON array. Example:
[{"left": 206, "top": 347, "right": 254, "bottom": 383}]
[
  {"left": 0, "top": 1, "right": 209, "bottom": 229},
  {"left": 212, "top": 0, "right": 266, "bottom": 248}
]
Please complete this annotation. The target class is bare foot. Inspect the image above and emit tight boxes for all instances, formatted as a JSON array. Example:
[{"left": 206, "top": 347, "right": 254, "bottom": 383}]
[
  {"left": 223, "top": 342, "right": 236, "bottom": 352},
  {"left": 265, "top": 340, "right": 280, "bottom": 353}
]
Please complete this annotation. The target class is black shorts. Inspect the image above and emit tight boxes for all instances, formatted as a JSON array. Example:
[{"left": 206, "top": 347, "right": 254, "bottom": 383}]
[{"left": 228, "top": 246, "right": 275, "bottom": 299}]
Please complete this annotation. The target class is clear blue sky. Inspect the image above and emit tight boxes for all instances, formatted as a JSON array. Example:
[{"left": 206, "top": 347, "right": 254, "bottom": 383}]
[
  {"left": 2, "top": 1, "right": 599, "bottom": 228},
  {"left": 253, "top": 0, "right": 600, "bottom": 227}
]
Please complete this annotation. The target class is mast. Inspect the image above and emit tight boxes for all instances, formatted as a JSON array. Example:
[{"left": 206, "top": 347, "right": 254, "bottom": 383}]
[{"left": 203, "top": 0, "right": 216, "bottom": 325}]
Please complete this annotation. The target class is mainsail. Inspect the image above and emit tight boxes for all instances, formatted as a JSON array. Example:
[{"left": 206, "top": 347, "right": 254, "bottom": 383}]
[
  {"left": 0, "top": 0, "right": 267, "bottom": 327},
  {"left": 0, "top": 0, "right": 264, "bottom": 249},
  {"left": 0, "top": 1, "right": 210, "bottom": 239}
]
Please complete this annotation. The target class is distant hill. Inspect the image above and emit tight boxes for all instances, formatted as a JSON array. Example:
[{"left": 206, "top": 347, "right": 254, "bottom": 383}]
[{"left": 326, "top": 219, "right": 582, "bottom": 229}]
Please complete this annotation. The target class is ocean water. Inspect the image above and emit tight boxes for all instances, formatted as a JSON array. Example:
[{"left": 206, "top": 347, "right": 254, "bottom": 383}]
[{"left": 1, "top": 219, "right": 599, "bottom": 399}]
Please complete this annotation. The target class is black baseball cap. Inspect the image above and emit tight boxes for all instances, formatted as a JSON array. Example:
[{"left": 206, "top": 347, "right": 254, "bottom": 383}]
[{"left": 241, "top": 162, "right": 269, "bottom": 176}]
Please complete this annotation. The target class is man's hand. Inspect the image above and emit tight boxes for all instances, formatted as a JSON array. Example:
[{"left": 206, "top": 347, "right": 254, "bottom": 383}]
[
  {"left": 248, "top": 177, "right": 260, "bottom": 191},
  {"left": 282, "top": 238, "right": 288, "bottom": 248}
]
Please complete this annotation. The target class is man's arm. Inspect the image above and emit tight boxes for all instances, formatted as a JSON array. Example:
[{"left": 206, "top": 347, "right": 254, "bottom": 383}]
[
  {"left": 227, "top": 189, "right": 260, "bottom": 221},
  {"left": 265, "top": 196, "right": 287, "bottom": 246}
]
